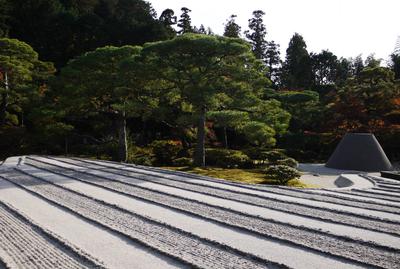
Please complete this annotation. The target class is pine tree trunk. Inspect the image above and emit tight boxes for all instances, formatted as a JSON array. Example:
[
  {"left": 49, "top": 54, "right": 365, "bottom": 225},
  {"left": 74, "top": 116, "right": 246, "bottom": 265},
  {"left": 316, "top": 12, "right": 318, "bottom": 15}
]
[
  {"left": 222, "top": 127, "right": 228, "bottom": 149},
  {"left": 194, "top": 106, "right": 206, "bottom": 167},
  {"left": 0, "top": 72, "right": 9, "bottom": 126},
  {"left": 117, "top": 113, "right": 128, "bottom": 162}
]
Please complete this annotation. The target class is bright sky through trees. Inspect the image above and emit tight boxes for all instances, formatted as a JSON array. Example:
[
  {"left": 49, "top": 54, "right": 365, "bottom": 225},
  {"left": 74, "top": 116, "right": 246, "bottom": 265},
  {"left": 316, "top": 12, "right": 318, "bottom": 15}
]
[{"left": 150, "top": 0, "right": 400, "bottom": 62}]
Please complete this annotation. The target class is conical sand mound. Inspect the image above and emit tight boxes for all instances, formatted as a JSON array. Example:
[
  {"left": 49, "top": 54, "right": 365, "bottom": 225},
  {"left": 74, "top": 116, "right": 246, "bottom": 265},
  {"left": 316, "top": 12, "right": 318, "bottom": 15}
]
[{"left": 326, "top": 133, "right": 392, "bottom": 172}]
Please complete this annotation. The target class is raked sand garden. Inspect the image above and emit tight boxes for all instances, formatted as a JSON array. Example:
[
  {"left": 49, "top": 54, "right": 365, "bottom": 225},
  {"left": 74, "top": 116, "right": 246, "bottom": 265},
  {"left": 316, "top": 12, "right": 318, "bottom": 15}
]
[{"left": 0, "top": 156, "right": 399, "bottom": 268}]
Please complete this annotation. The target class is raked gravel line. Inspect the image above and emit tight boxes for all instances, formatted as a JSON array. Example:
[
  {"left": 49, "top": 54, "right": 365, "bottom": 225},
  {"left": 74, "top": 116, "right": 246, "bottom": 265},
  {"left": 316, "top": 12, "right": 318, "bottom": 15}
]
[
  {"left": 62, "top": 157, "right": 400, "bottom": 215},
  {"left": 0, "top": 201, "right": 104, "bottom": 269},
  {"left": 351, "top": 189, "right": 400, "bottom": 200},
  {"left": 19, "top": 162, "right": 400, "bottom": 268},
  {"left": 70, "top": 157, "right": 400, "bottom": 211},
  {"left": 29, "top": 157, "right": 400, "bottom": 236},
  {"left": 0, "top": 170, "right": 284, "bottom": 269},
  {"left": 375, "top": 185, "right": 400, "bottom": 192},
  {"left": 312, "top": 188, "right": 400, "bottom": 204},
  {"left": 371, "top": 187, "right": 400, "bottom": 195},
  {"left": 21, "top": 161, "right": 400, "bottom": 249},
  {"left": 54, "top": 157, "right": 400, "bottom": 214},
  {"left": 0, "top": 178, "right": 184, "bottom": 269},
  {"left": 70, "top": 157, "right": 400, "bottom": 204}
]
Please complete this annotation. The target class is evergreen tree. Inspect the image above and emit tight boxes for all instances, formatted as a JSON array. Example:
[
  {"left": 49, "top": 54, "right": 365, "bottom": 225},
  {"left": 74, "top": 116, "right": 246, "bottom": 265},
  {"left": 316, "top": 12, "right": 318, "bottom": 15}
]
[
  {"left": 365, "top": 54, "right": 381, "bottom": 68},
  {"left": 177, "top": 7, "right": 193, "bottom": 34},
  {"left": 7, "top": 0, "right": 173, "bottom": 68},
  {"left": 0, "top": 38, "right": 55, "bottom": 126},
  {"left": 390, "top": 53, "right": 400, "bottom": 80},
  {"left": 265, "top": 40, "right": 281, "bottom": 84},
  {"left": 195, "top": 24, "right": 207, "bottom": 34},
  {"left": 0, "top": 0, "right": 10, "bottom": 37},
  {"left": 223, "top": 15, "right": 241, "bottom": 38},
  {"left": 55, "top": 45, "right": 156, "bottom": 162},
  {"left": 159, "top": 8, "right": 177, "bottom": 36},
  {"left": 311, "top": 50, "right": 338, "bottom": 86},
  {"left": 142, "top": 34, "right": 269, "bottom": 166},
  {"left": 335, "top": 57, "right": 353, "bottom": 85},
  {"left": 245, "top": 10, "right": 267, "bottom": 60},
  {"left": 282, "top": 33, "right": 313, "bottom": 89},
  {"left": 351, "top": 55, "right": 364, "bottom": 76}
]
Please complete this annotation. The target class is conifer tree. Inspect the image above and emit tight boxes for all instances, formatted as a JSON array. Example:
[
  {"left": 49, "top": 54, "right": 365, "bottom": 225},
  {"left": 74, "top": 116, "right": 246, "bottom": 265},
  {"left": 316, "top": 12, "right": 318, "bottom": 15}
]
[
  {"left": 177, "top": 7, "right": 193, "bottom": 34},
  {"left": 223, "top": 15, "right": 241, "bottom": 38}
]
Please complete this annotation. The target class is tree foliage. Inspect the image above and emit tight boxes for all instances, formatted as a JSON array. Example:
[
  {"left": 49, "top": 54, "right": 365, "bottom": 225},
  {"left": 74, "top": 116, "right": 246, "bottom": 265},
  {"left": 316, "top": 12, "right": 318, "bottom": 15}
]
[
  {"left": 54, "top": 45, "right": 157, "bottom": 161},
  {"left": 177, "top": 7, "right": 193, "bottom": 34},
  {"left": 282, "top": 33, "right": 313, "bottom": 89},
  {"left": 0, "top": 38, "right": 54, "bottom": 126},
  {"left": 245, "top": 10, "right": 267, "bottom": 60},
  {"left": 6, "top": 0, "right": 173, "bottom": 68},
  {"left": 141, "top": 34, "right": 270, "bottom": 166},
  {"left": 328, "top": 67, "right": 400, "bottom": 135},
  {"left": 223, "top": 15, "right": 241, "bottom": 38}
]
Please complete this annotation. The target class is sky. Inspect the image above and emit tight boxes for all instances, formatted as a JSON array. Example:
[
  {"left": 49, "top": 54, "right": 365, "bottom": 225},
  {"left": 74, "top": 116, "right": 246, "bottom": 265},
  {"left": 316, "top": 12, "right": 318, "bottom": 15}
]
[{"left": 149, "top": 0, "right": 400, "bottom": 62}]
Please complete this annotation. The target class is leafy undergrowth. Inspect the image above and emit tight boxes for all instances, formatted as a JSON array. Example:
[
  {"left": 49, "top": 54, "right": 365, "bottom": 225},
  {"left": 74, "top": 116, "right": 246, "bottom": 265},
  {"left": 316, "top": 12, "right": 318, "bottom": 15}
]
[{"left": 162, "top": 166, "right": 310, "bottom": 188}]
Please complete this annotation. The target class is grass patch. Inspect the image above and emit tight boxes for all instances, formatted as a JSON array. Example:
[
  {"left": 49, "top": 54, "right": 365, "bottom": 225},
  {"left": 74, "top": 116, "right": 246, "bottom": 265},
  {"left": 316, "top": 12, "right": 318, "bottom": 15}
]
[{"left": 162, "top": 166, "right": 309, "bottom": 188}]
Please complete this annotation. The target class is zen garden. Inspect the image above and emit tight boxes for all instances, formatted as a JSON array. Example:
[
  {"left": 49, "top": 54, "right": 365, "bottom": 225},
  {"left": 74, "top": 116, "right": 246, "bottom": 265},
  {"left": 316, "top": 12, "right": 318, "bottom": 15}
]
[{"left": 0, "top": 1, "right": 399, "bottom": 269}]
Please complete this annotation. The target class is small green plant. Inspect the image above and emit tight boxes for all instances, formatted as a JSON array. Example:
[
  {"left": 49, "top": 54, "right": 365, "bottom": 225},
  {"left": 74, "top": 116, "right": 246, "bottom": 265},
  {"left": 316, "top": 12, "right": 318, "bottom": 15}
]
[
  {"left": 264, "top": 165, "right": 301, "bottom": 185},
  {"left": 276, "top": 158, "right": 298, "bottom": 168}
]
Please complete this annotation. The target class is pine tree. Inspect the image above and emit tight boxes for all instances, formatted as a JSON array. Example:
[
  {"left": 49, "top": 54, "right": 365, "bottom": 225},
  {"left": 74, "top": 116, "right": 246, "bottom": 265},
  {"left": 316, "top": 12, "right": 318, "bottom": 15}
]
[
  {"left": 223, "top": 15, "right": 241, "bottom": 38},
  {"left": 159, "top": 8, "right": 177, "bottom": 36},
  {"left": 177, "top": 7, "right": 193, "bottom": 34}
]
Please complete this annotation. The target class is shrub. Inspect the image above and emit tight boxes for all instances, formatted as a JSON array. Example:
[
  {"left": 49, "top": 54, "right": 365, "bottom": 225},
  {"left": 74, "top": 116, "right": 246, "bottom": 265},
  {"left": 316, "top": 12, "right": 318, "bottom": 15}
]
[
  {"left": 243, "top": 148, "right": 287, "bottom": 165},
  {"left": 277, "top": 158, "right": 298, "bottom": 168},
  {"left": 172, "top": 157, "right": 193, "bottom": 167},
  {"left": 206, "top": 148, "right": 252, "bottom": 168},
  {"left": 150, "top": 140, "right": 182, "bottom": 165},
  {"left": 264, "top": 150, "right": 287, "bottom": 164},
  {"left": 127, "top": 146, "right": 154, "bottom": 166},
  {"left": 264, "top": 165, "right": 301, "bottom": 185}
]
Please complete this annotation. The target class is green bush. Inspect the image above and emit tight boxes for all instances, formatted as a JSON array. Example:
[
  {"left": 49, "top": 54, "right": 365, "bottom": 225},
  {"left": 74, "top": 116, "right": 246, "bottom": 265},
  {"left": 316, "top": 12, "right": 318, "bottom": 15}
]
[
  {"left": 277, "top": 158, "right": 298, "bottom": 168},
  {"left": 127, "top": 146, "right": 154, "bottom": 166},
  {"left": 264, "top": 150, "right": 287, "bottom": 164},
  {"left": 243, "top": 148, "right": 287, "bottom": 166},
  {"left": 150, "top": 140, "right": 182, "bottom": 165},
  {"left": 172, "top": 157, "right": 193, "bottom": 167},
  {"left": 206, "top": 148, "right": 252, "bottom": 168},
  {"left": 264, "top": 165, "right": 301, "bottom": 185}
]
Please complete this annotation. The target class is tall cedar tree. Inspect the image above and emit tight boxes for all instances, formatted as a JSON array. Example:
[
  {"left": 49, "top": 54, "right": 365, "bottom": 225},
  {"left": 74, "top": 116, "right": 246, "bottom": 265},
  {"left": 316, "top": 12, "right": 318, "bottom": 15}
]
[
  {"left": 223, "top": 15, "right": 241, "bottom": 38},
  {"left": 282, "top": 33, "right": 313, "bottom": 90},
  {"left": 265, "top": 40, "right": 281, "bottom": 85},
  {"left": 245, "top": 10, "right": 267, "bottom": 60},
  {"left": 177, "top": 7, "right": 193, "bottom": 34},
  {"left": 390, "top": 53, "right": 400, "bottom": 80}
]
